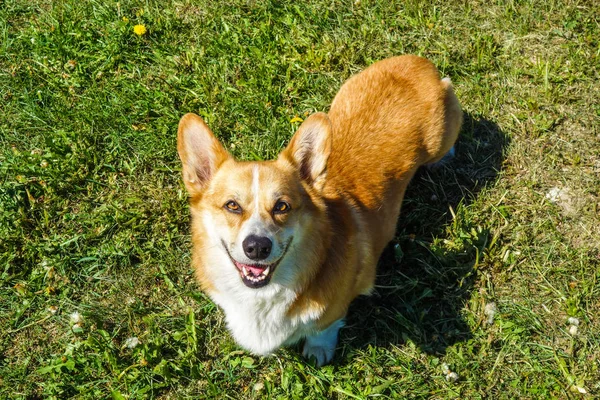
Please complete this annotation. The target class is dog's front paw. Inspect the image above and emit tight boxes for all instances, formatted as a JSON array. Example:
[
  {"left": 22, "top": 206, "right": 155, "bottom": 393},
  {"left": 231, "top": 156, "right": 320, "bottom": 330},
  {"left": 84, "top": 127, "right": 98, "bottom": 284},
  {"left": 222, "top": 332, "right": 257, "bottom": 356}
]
[
  {"left": 303, "top": 341, "right": 335, "bottom": 367},
  {"left": 302, "top": 319, "right": 344, "bottom": 367}
]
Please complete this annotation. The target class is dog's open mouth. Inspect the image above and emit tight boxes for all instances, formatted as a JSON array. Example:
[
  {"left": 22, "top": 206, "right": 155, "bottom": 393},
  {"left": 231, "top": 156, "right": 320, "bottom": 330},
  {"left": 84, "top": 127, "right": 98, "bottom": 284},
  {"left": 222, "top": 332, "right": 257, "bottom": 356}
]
[
  {"left": 221, "top": 238, "right": 292, "bottom": 289},
  {"left": 233, "top": 261, "right": 274, "bottom": 288}
]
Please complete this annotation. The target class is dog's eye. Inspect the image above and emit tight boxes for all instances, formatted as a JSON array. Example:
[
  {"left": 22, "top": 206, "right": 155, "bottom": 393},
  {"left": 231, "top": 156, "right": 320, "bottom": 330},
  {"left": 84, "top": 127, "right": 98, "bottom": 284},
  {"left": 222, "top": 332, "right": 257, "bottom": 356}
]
[
  {"left": 273, "top": 200, "right": 291, "bottom": 214},
  {"left": 224, "top": 200, "right": 242, "bottom": 213}
]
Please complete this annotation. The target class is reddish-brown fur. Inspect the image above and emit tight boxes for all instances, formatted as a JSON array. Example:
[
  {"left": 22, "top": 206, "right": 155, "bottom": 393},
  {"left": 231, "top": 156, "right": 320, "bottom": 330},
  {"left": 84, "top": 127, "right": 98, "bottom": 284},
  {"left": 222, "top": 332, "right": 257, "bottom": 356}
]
[
  {"left": 280, "top": 55, "right": 462, "bottom": 328},
  {"left": 178, "top": 55, "right": 462, "bottom": 345}
]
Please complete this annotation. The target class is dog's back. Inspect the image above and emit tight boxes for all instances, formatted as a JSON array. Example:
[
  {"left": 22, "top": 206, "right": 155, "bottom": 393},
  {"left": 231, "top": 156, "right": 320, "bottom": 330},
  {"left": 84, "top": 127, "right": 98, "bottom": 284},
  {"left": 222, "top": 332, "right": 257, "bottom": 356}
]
[{"left": 324, "top": 55, "right": 463, "bottom": 260}]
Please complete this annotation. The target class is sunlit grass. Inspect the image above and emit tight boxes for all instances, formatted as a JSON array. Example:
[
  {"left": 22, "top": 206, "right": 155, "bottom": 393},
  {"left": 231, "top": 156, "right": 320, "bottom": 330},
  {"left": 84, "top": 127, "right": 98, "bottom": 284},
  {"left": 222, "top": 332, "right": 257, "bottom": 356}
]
[{"left": 1, "top": 0, "right": 599, "bottom": 398}]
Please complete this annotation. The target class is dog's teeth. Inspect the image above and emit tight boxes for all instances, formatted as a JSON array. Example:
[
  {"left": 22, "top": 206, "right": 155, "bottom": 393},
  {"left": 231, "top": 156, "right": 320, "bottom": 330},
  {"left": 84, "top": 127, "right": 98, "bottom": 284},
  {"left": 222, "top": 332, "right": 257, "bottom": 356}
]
[{"left": 240, "top": 264, "right": 272, "bottom": 285}]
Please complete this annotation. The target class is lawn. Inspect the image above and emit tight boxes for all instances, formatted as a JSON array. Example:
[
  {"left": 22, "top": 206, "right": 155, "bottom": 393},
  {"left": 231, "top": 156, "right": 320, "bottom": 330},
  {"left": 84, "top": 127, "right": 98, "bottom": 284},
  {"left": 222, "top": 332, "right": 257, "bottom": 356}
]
[{"left": 1, "top": 0, "right": 599, "bottom": 398}]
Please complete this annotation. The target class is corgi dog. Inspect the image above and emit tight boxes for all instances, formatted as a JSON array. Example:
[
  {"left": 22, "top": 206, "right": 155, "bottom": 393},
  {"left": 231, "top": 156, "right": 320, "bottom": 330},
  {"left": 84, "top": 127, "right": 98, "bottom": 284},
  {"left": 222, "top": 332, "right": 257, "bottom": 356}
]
[{"left": 177, "top": 55, "right": 462, "bottom": 366}]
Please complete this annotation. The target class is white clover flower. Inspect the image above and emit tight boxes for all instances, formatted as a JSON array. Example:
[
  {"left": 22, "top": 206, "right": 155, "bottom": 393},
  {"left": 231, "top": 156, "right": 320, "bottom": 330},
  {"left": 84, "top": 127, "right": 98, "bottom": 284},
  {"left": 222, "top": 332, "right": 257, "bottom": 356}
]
[
  {"left": 253, "top": 382, "right": 265, "bottom": 392},
  {"left": 446, "top": 372, "right": 459, "bottom": 382},
  {"left": 569, "top": 325, "right": 578, "bottom": 336},
  {"left": 484, "top": 302, "right": 497, "bottom": 325},
  {"left": 123, "top": 337, "right": 140, "bottom": 349},
  {"left": 567, "top": 317, "right": 579, "bottom": 326},
  {"left": 69, "top": 312, "right": 84, "bottom": 325},
  {"left": 441, "top": 363, "right": 450, "bottom": 374},
  {"left": 442, "top": 363, "right": 459, "bottom": 383}
]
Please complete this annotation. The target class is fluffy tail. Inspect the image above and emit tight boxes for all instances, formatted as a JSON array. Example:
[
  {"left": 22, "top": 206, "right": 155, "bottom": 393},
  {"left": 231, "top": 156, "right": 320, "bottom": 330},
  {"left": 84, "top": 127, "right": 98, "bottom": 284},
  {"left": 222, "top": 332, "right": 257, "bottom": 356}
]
[{"left": 426, "top": 77, "right": 463, "bottom": 166}]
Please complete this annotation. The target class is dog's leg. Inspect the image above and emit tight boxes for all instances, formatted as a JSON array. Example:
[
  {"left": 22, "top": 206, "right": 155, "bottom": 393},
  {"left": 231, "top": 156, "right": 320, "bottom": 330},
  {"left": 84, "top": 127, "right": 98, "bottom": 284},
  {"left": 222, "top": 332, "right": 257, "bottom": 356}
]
[
  {"left": 425, "top": 76, "right": 462, "bottom": 170},
  {"left": 427, "top": 145, "right": 456, "bottom": 169},
  {"left": 303, "top": 319, "right": 344, "bottom": 366}
]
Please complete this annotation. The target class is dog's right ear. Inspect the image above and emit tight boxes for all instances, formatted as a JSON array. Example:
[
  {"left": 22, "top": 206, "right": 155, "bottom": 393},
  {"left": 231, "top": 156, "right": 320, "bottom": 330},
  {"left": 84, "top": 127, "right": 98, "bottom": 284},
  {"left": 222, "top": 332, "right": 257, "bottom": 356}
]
[{"left": 177, "top": 113, "right": 231, "bottom": 196}]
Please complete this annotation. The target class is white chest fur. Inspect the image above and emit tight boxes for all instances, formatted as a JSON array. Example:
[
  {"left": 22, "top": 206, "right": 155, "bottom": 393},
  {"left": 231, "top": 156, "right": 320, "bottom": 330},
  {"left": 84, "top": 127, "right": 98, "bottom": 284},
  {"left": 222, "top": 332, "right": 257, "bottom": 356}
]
[
  {"left": 199, "top": 210, "right": 322, "bottom": 355},
  {"left": 210, "top": 286, "right": 316, "bottom": 355}
]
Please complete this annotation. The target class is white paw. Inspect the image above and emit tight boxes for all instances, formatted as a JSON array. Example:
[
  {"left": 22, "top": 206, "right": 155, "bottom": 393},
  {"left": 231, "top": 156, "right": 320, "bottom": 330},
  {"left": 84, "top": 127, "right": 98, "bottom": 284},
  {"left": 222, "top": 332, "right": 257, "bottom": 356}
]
[
  {"left": 302, "top": 341, "right": 336, "bottom": 367},
  {"left": 302, "top": 319, "right": 344, "bottom": 367}
]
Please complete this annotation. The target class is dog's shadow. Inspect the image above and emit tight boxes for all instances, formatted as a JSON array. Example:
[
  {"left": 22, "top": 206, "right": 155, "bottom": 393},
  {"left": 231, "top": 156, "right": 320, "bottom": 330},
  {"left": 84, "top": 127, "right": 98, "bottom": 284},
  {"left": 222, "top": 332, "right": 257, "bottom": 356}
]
[{"left": 339, "top": 113, "right": 509, "bottom": 358}]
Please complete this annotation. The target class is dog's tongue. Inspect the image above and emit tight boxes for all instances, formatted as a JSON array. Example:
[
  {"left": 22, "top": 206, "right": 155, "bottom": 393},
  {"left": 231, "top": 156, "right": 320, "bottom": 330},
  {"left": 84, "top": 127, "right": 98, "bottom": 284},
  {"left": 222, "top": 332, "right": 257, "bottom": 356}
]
[
  {"left": 238, "top": 262, "right": 267, "bottom": 276},
  {"left": 247, "top": 265, "right": 266, "bottom": 275}
]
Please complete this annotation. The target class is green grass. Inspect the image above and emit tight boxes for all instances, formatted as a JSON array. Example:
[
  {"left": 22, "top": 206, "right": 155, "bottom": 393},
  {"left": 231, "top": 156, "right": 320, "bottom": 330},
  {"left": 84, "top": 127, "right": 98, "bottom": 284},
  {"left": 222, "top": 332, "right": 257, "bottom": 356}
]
[{"left": 1, "top": 0, "right": 599, "bottom": 398}]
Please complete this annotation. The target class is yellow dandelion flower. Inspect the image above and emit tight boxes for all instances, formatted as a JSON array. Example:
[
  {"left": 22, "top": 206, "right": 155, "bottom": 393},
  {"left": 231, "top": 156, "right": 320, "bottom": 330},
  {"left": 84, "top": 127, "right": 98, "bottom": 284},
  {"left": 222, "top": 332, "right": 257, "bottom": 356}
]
[
  {"left": 289, "top": 116, "right": 303, "bottom": 123},
  {"left": 133, "top": 24, "right": 147, "bottom": 36}
]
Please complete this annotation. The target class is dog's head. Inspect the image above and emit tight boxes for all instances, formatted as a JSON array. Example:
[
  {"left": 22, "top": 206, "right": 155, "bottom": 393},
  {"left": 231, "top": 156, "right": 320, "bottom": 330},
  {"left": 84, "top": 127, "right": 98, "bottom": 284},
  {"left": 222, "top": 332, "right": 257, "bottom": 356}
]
[{"left": 178, "top": 113, "right": 331, "bottom": 292}]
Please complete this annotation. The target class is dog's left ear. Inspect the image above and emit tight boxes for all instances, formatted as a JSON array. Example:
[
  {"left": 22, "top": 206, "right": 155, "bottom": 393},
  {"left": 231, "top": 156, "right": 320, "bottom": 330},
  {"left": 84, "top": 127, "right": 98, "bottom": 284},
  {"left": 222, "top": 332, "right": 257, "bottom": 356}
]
[{"left": 281, "top": 112, "right": 332, "bottom": 191}]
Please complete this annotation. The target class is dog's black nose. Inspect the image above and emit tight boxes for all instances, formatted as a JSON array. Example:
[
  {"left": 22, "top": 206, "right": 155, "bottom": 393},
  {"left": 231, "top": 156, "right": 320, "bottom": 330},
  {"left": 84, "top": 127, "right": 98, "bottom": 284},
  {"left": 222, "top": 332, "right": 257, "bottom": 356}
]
[{"left": 243, "top": 235, "right": 272, "bottom": 260}]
